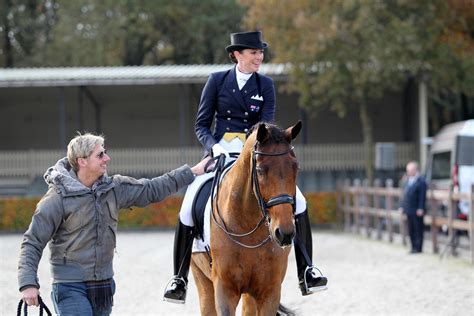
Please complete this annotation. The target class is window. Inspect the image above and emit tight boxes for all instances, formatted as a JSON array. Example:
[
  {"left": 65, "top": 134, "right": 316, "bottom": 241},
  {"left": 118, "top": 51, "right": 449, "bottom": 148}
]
[{"left": 431, "top": 152, "right": 451, "bottom": 180}]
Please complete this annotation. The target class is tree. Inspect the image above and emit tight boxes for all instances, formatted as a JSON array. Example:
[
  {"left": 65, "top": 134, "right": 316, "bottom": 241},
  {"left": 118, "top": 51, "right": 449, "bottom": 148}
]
[
  {"left": 241, "top": 0, "right": 474, "bottom": 182},
  {"left": 34, "top": 0, "right": 157, "bottom": 66},
  {"left": 151, "top": 0, "right": 245, "bottom": 64},
  {"left": 427, "top": 0, "right": 474, "bottom": 130},
  {"left": 1, "top": 0, "right": 246, "bottom": 67},
  {"left": 0, "top": 0, "right": 58, "bottom": 67}
]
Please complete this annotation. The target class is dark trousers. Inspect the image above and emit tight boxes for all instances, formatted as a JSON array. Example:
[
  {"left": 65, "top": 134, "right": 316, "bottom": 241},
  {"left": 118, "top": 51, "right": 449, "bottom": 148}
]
[{"left": 407, "top": 214, "right": 424, "bottom": 252}]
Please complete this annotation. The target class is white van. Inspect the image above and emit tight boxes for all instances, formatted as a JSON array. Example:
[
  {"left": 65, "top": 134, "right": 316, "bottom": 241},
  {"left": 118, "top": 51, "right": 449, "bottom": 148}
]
[{"left": 426, "top": 119, "right": 474, "bottom": 218}]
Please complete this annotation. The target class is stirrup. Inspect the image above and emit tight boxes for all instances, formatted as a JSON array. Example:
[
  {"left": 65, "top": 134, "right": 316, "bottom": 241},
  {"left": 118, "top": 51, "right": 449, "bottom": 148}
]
[
  {"left": 163, "top": 275, "right": 187, "bottom": 304},
  {"left": 303, "top": 266, "right": 328, "bottom": 293}
]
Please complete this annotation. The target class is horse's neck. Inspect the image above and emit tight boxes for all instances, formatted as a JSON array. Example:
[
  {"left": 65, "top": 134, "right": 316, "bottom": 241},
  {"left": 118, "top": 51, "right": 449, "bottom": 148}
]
[{"left": 220, "top": 152, "right": 259, "bottom": 222}]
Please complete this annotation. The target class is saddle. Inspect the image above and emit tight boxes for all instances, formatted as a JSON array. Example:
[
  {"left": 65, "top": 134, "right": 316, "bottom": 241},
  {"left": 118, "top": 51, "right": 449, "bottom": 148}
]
[
  {"left": 191, "top": 155, "right": 236, "bottom": 242},
  {"left": 191, "top": 177, "right": 213, "bottom": 241}
]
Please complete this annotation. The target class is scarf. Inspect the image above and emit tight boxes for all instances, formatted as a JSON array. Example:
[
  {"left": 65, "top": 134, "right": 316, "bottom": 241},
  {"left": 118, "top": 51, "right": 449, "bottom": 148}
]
[{"left": 85, "top": 279, "right": 114, "bottom": 311}]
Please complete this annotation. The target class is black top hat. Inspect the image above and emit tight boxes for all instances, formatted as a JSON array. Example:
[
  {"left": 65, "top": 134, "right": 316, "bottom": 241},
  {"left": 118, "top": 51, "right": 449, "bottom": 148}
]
[{"left": 225, "top": 31, "right": 268, "bottom": 52}]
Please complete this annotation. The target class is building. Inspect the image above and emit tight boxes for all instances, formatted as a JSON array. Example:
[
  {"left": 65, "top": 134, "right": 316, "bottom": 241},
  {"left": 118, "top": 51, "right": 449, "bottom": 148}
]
[{"left": 0, "top": 64, "right": 419, "bottom": 195}]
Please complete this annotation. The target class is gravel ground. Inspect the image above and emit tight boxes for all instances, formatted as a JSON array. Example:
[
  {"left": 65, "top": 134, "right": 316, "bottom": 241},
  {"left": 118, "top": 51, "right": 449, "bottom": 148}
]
[{"left": 1, "top": 230, "right": 473, "bottom": 316}]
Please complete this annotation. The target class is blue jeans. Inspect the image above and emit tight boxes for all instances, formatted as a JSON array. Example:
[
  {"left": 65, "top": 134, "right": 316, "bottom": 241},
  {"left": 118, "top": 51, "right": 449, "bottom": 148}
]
[{"left": 51, "top": 280, "right": 115, "bottom": 316}]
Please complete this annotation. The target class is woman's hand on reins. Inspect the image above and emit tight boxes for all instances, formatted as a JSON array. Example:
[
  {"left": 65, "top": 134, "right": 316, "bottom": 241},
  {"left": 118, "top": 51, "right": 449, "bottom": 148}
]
[{"left": 211, "top": 143, "right": 230, "bottom": 158}]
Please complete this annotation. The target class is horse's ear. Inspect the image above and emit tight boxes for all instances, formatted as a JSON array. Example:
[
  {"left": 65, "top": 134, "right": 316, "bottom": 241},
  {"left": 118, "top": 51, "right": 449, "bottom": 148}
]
[
  {"left": 256, "top": 123, "right": 269, "bottom": 143},
  {"left": 286, "top": 121, "right": 302, "bottom": 141}
]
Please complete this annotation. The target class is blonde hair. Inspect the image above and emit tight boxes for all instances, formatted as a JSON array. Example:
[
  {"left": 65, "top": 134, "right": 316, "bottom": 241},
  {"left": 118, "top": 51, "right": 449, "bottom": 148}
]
[{"left": 67, "top": 132, "right": 105, "bottom": 171}]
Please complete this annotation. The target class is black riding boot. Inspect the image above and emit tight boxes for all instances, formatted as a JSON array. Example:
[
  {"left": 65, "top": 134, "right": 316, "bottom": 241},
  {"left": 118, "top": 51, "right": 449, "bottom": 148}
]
[
  {"left": 294, "top": 211, "right": 328, "bottom": 296},
  {"left": 163, "top": 219, "right": 194, "bottom": 304}
]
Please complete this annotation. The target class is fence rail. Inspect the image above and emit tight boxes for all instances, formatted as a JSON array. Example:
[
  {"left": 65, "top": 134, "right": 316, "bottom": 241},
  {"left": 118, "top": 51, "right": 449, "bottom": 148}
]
[
  {"left": 338, "top": 180, "right": 474, "bottom": 264},
  {"left": 0, "top": 142, "right": 415, "bottom": 178}
]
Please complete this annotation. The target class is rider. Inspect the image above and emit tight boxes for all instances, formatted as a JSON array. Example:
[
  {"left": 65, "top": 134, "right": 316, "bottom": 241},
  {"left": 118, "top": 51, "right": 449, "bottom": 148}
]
[{"left": 163, "top": 31, "right": 328, "bottom": 304}]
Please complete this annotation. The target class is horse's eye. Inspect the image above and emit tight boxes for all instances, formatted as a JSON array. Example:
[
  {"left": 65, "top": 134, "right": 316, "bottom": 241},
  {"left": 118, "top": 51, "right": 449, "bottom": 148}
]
[{"left": 256, "top": 166, "right": 267, "bottom": 175}]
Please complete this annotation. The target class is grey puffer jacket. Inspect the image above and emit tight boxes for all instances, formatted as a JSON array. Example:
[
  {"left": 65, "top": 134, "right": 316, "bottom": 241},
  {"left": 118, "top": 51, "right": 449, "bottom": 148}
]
[{"left": 18, "top": 157, "right": 194, "bottom": 291}]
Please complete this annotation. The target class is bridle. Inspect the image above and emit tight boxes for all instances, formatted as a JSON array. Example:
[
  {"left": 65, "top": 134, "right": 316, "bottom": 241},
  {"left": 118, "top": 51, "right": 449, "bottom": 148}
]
[
  {"left": 211, "top": 141, "right": 296, "bottom": 249},
  {"left": 252, "top": 142, "right": 296, "bottom": 218}
]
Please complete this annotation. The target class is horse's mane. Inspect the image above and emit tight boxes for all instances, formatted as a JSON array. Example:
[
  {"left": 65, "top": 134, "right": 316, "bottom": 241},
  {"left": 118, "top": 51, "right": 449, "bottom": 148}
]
[{"left": 247, "top": 122, "right": 289, "bottom": 145}]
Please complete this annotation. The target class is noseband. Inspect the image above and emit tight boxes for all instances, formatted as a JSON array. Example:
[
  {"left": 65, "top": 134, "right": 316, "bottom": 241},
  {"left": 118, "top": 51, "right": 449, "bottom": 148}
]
[{"left": 211, "top": 141, "right": 296, "bottom": 249}]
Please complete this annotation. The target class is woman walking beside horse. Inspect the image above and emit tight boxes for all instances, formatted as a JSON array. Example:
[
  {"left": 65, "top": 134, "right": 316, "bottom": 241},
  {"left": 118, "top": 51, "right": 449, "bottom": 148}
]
[{"left": 163, "top": 31, "right": 328, "bottom": 304}]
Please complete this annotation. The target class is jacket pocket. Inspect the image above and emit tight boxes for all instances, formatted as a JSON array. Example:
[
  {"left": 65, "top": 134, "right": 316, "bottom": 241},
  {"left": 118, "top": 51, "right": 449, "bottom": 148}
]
[
  {"left": 107, "top": 199, "right": 119, "bottom": 222},
  {"left": 62, "top": 197, "right": 89, "bottom": 233},
  {"left": 62, "top": 209, "right": 83, "bottom": 233},
  {"left": 108, "top": 225, "right": 116, "bottom": 248},
  {"left": 104, "top": 225, "right": 117, "bottom": 260},
  {"left": 63, "top": 228, "right": 85, "bottom": 259},
  {"left": 51, "top": 259, "right": 85, "bottom": 281}
]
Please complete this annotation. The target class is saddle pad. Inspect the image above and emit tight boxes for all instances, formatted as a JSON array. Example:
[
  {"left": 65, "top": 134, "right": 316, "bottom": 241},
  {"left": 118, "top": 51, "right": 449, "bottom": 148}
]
[
  {"left": 192, "top": 196, "right": 212, "bottom": 253},
  {"left": 192, "top": 160, "right": 234, "bottom": 253},
  {"left": 191, "top": 178, "right": 213, "bottom": 241}
]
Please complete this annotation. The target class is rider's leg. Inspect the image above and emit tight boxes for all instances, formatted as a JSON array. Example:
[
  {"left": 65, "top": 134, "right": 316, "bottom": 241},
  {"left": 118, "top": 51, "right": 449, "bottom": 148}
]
[
  {"left": 294, "top": 188, "right": 328, "bottom": 296},
  {"left": 163, "top": 173, "right": 213, "bottom": 304},
  {"left": 164, "top": 139, "right": 241, "bottom": 304},
  {"left": 163, "top": 218, "right": 194, "bottom": 304}
]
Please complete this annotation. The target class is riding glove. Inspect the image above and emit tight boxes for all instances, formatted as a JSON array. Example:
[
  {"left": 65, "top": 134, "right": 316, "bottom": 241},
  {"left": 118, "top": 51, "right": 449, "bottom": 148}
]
[{"left": 212, "top": 143, "right": 230, "bottom": 158}]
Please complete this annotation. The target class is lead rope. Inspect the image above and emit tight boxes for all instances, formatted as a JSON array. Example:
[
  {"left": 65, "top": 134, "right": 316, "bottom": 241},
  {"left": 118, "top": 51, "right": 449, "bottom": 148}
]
[{"left": 17, "top": 296, "right": 52, "bottom": 316}]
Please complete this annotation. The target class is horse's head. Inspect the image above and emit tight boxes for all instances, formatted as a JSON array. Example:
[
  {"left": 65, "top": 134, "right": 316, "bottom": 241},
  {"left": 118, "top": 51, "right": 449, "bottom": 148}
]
[{"left": 247, "top": 121, "right": 302, "bottom": 248}]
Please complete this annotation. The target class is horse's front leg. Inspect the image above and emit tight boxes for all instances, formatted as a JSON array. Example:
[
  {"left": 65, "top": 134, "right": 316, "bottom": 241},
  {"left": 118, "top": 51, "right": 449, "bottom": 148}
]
[
  {"left": 255, "top": 287, "right": 281, "bottom": 316},
  {"left": 191, "top": 254, "right": 217, "bottom": 316},
  {"left": 241, "top": 293, "right": 257, "bottom": 316},
  {"left": 213, "top": 278, "right": 240, "bottom": 316}
]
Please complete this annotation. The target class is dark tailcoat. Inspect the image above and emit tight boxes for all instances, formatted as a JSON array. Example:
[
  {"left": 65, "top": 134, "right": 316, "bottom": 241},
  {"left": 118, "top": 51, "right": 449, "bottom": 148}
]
[{"left": 195, "top": 66, "right": 276, "bottom": 153}]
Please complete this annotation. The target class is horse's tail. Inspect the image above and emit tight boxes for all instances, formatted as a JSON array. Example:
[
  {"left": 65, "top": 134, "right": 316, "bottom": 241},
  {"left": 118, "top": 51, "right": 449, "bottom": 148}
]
[{"left": 277, "top": 303, "right": 297, "bottom": 316}]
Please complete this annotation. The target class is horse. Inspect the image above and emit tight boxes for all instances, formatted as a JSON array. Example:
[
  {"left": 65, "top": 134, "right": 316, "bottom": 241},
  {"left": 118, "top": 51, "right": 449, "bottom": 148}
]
[{"left": 191, "top": 121, "right": 302, "bottom": 316}]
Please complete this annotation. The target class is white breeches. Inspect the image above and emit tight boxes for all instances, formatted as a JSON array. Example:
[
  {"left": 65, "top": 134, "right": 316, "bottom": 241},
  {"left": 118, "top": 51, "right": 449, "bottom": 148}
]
[{"left": 179, "top": 137, "right": 307, "bottom": 227}]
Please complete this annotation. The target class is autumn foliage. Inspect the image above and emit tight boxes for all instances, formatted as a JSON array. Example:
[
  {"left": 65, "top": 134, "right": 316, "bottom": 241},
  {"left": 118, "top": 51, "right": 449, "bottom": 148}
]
[{"left": 0, "top": 193, "right": 337, "bottom": 232}]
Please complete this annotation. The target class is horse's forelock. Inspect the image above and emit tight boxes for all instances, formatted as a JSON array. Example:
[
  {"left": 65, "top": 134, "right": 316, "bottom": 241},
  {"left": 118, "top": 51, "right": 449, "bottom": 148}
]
[{"left": 251, "top": 123, "right": 287, "bottom": 146}]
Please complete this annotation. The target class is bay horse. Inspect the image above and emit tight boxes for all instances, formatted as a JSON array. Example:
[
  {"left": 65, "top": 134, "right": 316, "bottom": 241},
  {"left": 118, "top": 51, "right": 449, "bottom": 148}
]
[{"left": 191, "top": 121, "right": 302, "bottom": 315}]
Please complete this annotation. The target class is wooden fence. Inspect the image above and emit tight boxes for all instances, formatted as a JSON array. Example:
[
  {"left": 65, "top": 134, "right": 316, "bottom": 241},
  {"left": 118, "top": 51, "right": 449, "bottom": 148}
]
[{"left": 338, "top": 180, "right": 474, "bottom": 264}]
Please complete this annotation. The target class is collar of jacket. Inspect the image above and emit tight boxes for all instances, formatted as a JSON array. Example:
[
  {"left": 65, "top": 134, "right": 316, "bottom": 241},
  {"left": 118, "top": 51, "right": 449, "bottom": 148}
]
[{"left": 44, "top": 157, "right": 114, "bottom": 197}]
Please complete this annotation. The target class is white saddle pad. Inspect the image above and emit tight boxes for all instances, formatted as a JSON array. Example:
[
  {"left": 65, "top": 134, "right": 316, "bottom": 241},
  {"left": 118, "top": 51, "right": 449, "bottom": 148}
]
[{"left": 192, "top": 197, "right": 212, "bottom": 253}]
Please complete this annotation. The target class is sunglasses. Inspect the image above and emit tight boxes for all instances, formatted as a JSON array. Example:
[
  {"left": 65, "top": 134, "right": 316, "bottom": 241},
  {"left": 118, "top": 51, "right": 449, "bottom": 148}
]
[{"left": 96, "top": 149, "right": 108, "bottom": 159}]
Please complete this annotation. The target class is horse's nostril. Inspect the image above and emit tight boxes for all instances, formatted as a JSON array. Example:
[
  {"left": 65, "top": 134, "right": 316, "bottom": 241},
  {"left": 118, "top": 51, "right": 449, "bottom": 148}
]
[
  {"left": 274, "top": 228, "right": 294, "bottom": 246},
  {"left": 275, "top": 228, "right": 282, "bottom": 240}
]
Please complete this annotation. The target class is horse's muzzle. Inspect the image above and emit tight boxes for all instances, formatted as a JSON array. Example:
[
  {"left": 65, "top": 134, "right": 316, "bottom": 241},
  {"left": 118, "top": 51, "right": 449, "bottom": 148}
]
[{"left": 274, "top": 227, "right": 295, "bottom": 248}]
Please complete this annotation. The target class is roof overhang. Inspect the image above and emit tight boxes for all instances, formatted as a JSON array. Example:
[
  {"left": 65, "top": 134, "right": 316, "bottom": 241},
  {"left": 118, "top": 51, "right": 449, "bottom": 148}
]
[{"left": 0, "top": 64, "right": 290, "bottom": 88}]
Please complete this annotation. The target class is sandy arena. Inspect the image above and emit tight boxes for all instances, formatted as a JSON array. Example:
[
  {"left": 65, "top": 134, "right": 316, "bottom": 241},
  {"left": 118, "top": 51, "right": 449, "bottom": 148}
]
[{"left": 1, "top": 230, "right": 473, "bottom": 315}]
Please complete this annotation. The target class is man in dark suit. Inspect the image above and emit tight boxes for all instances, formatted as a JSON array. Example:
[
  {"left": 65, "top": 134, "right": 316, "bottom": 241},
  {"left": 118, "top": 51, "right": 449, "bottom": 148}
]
[{"left": 400, "top": 161, "right": 428, "bottom": 253}]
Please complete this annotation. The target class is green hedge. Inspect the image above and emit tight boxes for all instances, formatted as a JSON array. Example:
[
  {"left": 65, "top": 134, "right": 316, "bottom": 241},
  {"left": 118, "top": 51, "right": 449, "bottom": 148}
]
[{"left": 0, "top": 193, "right": 337, "bottom": 232}]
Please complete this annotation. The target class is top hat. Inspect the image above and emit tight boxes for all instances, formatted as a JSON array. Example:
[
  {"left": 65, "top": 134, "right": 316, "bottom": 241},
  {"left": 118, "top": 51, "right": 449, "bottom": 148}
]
[{"left": 225, "top": 31, "right": 268, "bottom": 52}]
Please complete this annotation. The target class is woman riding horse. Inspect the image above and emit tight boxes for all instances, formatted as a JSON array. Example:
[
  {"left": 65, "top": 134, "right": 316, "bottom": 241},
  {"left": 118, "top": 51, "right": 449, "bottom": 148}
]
[
  {"left": 193, "top": 121, "right": 305, "bottom": 315},
  {"left": 163, "top": 31, "right": 328, "bottom": 304}
]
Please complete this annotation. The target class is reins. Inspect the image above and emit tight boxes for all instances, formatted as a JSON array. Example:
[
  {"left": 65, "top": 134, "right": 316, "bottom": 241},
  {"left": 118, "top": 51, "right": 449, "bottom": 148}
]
[
  {"left": 17, "top": 296, "right": 52, "bottom": 316},
  {"left": 211, "top": 141, "right": 296, "bottom": 249},
  {"left": 211, "top": 155, "right": 267, "bottom": 243}
]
